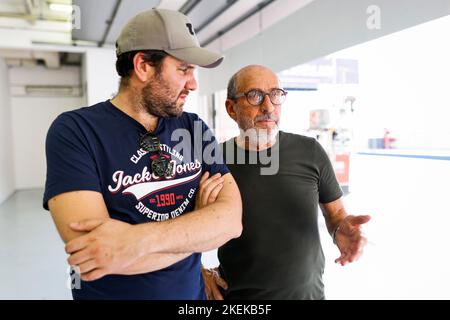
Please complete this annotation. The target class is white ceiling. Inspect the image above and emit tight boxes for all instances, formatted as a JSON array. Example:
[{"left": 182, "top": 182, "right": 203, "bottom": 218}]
[
  {"left": 0, "top": 0, "right": 290, "bottom": 48},
  {"left": 71, "top": 0, "right": 161, "bottom": 45},
  {"left": 0, "top": 0, "right": 304, "bottom": 68},
  {"left": 70, "top": 0, "right": 280, "bottom": 47},
  {"left": 0, "top": 0, "right": 73, "bottom": 22}
]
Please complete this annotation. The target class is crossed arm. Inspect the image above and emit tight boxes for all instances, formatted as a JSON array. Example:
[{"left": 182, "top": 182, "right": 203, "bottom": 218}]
[{"left": 49, "top": 172, "right": 242, "bottom": 281}]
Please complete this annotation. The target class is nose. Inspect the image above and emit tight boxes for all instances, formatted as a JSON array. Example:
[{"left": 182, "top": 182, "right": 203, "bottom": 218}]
[
  {"left": 186, "top": 74, "right": 198, "bottom": 91},
  {"left": 260, "top": 94, "right": 275, "bottom": 114}
]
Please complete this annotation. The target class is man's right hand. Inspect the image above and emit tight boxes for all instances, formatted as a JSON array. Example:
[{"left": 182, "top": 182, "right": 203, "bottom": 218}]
[
  {"left": 201, "top": 267, "right": 228, "bottom": 300},
  {"left": 195, "top": 172, "right": 224, "bottom": 210}
]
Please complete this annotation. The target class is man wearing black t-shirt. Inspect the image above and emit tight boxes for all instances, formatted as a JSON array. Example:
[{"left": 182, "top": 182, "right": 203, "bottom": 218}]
[{"left": 202, "top": 65, "right": 371, "bottom": 300}]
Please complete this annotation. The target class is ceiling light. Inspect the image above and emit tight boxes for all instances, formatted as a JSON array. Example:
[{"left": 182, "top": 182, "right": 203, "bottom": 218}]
[{"left": 49, "top": 3, "right": 73, "bottom": 13}]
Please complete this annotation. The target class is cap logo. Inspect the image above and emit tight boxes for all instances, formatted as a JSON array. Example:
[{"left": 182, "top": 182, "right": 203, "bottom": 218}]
[{"left": 186, "top": 23, "right": 195, "bottom": 36}]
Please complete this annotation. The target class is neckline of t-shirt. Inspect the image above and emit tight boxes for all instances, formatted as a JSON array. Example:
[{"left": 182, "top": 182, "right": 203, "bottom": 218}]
[
  {"left": 104, "top": 99, "right": 165, "bottom": 134},
  {"left": 233, "top": 131, "right": 283, "bottom": 154}
]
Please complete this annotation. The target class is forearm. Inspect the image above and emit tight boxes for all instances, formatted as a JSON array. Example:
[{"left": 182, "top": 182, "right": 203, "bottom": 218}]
[
  {"left": 120, "top": 252, "right": 192, "bottom": 275},
  {"left": 320, "top": 198, "right": 348, "bottom": 236},
  {"left": 135, "top": 198, "right": 242, "bottom": 255},
  {"left": 326, "top": 208, "right": 347, "bottom": 235}
]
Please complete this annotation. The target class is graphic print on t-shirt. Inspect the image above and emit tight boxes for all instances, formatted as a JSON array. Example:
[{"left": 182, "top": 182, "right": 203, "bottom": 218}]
[{"left": 107, "top": 144, "right": 201, "bottom": 222}]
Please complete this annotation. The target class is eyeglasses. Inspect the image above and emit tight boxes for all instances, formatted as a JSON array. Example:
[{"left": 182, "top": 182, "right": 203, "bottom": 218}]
[
  {"left": 233, "top": 89, "right": 287, "bottom": 106},
  {"left": 140, "top": 132, "right": 174, "bottom": 178}
]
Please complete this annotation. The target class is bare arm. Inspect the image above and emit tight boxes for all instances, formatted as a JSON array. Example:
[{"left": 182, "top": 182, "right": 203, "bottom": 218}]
[
  {"left": 64, "top": 173, "right": 242, "bottom": 280},
  {"left": 48, "top": 190, "right": 110, "bottom": 243},
  {"left": 119, "top": 253, "right": 191, "bottom": 275},
  {"left": 49, "top": 191, "right": 192, "bottom": 279},
  {"left": 134, "top": 173, "right": 243, "bottom": 255},
  {"left": 119, "top": 171, "right": 227, "bottom": 276},
  {"left": 320, "top": 198, "right": 371, "bottom": 265}
]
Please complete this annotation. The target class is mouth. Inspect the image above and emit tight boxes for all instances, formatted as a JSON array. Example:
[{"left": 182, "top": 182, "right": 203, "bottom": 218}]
[
  {"left": 179, "top": 92, "right": 189, "bottom": 101},
  {"left": 256, "top": 120, "right": 277, "bottom": 126}
]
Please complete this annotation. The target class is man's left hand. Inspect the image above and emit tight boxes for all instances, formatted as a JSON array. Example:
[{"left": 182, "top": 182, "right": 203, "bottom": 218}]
[
  {"left": 334, "top": 215, "right": 371, "bottom": 266},
  {"left": 65, "top": 218, "right": 139, "bottom": 281}
]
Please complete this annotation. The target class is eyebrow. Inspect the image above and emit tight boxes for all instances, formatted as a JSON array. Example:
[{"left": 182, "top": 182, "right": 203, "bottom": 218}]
[{"left": 179, "top": 63, "right": 196, "bottom": 70}]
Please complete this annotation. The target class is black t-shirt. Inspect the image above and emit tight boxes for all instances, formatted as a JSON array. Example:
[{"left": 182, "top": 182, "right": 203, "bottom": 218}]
[{"left": 218, "top": 131, "right": 343, "bottom": 300}]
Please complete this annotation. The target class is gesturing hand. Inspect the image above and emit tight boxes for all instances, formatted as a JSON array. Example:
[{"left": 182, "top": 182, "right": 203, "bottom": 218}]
[
  {"left": 195, "top": 172, "right": 224, "bottom": 210},
  {"left": 334, "top": 215, "right": 371, "bottom": 266}
]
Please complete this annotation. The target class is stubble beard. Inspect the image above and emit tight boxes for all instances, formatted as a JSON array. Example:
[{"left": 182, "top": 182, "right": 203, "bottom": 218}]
[{"left": 140, "top": 74, "right": 185, "bottom": 118}]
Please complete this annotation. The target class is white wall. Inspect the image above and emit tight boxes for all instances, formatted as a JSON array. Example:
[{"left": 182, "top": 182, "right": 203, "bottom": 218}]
[
  {"left": 9, "top": 65, "right": 85, "bottom": 189},
  {"left": 199, "top": 0, "right": 450, "bottom": 96},
  {"left": 11, "top": 96, "right": 85, "bottom": 190},
  {"left": 0, "top": 58, "right": 14, "bottom": 203},
  {"left": 84, "top": 48, "right": 120, "bottom": 105},
  {"left": 347, "top": 15, "right": 450, "bottom": 151}
]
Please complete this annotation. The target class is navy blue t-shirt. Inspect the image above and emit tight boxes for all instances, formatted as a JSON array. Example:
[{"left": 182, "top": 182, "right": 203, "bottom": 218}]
[{"left": 43, "top": 100, "right": 229, "bottom": 300}]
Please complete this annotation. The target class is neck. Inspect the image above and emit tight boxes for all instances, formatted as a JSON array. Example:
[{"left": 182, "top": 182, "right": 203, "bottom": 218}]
[
  {"left": 235, "top": 132, "right": 278, "bottom": 151},
  {"left": 111, "top": 88, "right": 159, "bottom": 132}
]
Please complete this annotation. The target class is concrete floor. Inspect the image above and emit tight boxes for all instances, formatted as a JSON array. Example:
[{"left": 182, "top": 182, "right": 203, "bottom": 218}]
[{"left": 0, "top": 189, "right": 71, "bottom": 300}]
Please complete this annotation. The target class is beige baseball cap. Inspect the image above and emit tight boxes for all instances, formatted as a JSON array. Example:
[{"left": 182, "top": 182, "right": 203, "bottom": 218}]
[{"left": 116, "top": 8, "right": 224, "bottom": 68}]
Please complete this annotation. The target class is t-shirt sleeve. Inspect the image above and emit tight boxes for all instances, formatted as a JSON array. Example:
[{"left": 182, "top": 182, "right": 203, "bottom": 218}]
[
  {"left": 198, "top": 118, "right": 229, "bottom": 177},
  {"left": 43, "top": 113, "right": 101, "bottom": 210},
  {"left": 314, "top": 140, "right": 343, "bottom": 204}
]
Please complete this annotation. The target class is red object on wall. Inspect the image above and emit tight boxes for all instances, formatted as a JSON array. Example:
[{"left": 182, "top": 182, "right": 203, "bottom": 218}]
[
  {"left": 334, "top": 153, "right": 350, "bottom": 185},
  {"left": 384, "top": 129, "right": 391, "bottom": 149}
]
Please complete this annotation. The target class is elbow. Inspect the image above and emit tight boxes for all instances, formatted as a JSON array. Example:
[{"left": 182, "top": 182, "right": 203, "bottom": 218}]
[
  {"left": 231, "top": 218, "right": 243, "bottom": 239},
  {"left": 229, "top": 202, "right": 243, "bottom": 239},
  {"left": 219, "top": 207, "right": 242, "bottom": 243},
  {"left": 216, "top": 190, "right": 243, "bottom": 242}
]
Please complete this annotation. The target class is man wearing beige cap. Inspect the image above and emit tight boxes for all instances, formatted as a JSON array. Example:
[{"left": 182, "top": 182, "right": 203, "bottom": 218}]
[{"left": 43, "top": 9, "right": 242, "bottom": 300}]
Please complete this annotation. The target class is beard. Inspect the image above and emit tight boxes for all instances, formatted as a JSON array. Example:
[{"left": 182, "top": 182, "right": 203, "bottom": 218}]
[
  {"left": 140, "top": 74, "right": 186, "bottom": 118},
  {"left": 243, "top": 127, "right": 279, "bottom": 147},
  {"left": 237, "top": 113, "right": 280, "bottom": 148}
]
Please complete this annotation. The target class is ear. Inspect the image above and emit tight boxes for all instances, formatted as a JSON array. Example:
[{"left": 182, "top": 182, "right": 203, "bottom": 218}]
[
  {"left": 133, "top": 52, "right": 155, "bottom": 83},
  {"left": 225, "top": 99, "right": 238, "bottom": 122}
]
